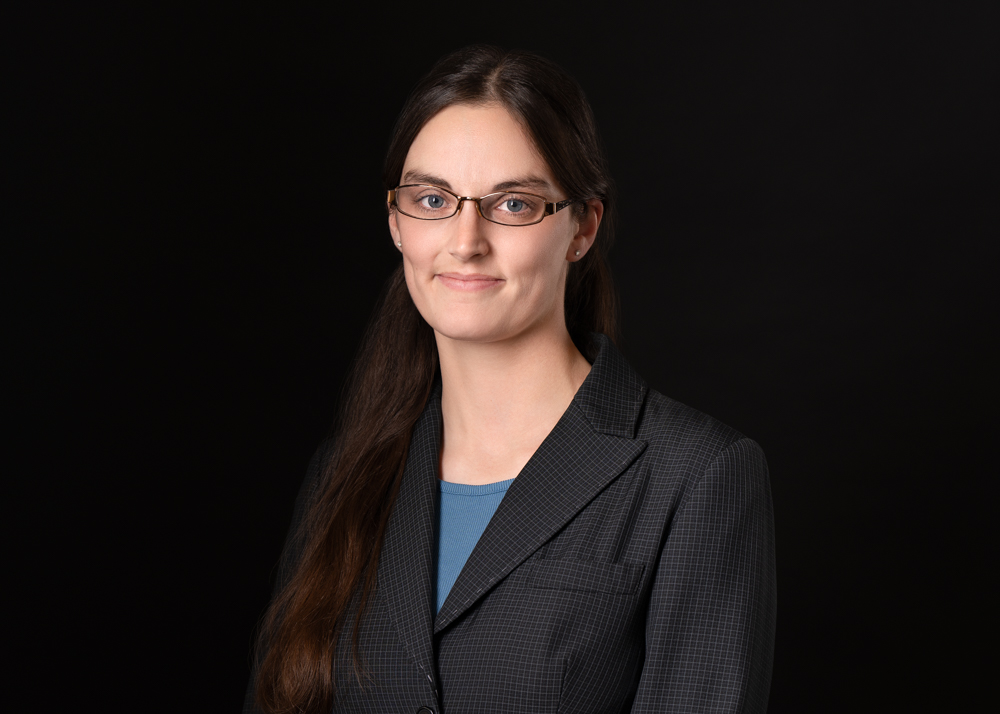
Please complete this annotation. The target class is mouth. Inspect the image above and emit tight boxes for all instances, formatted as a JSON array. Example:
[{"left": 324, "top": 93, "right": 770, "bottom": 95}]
[{"left": 436, "top": 272, "right": 505, "bottom": 292}]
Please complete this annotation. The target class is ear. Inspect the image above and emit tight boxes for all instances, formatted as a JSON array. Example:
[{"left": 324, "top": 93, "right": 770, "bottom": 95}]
[
  {"left": 567, "top": 199, "right": 604, "bottom": 261},
  {"left": 388, "top": 210, "right": 402, "bottom": 250}
]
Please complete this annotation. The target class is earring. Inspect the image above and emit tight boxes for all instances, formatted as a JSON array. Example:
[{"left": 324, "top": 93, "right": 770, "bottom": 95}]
[
  {"left": 396, "top": 241, "right": 402, "bottom": 248},
  {"left": 575, "top": 250, "right": 581, "bottom": 256}
]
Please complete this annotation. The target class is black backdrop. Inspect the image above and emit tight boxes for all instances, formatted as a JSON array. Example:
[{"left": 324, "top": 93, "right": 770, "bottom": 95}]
[{"left": 13, "top": 3, "right": 995, "bottom": 712}]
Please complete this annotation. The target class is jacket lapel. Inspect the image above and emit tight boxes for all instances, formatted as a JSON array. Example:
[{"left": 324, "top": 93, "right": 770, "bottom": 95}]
[
  {"left": 434, "top": 335, "right": 649, "bottom": 634},
  {"left": 377, "top": 393, "right": 441, "bottom": 685}
]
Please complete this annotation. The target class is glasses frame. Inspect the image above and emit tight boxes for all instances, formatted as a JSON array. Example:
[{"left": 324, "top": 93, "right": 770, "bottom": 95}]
[{"left": 387, "top": 184, "right": 577, "bottom": 227}]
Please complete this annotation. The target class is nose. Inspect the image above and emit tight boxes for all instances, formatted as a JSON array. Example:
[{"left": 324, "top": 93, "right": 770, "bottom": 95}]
[{"left": 447, "top": 198, "right": 489, "bottom": 261}]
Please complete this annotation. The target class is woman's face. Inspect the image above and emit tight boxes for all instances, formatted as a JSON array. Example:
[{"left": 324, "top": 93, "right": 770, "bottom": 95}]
[{"left": 389, "top": 103, "right": 601, "bottom": 347}]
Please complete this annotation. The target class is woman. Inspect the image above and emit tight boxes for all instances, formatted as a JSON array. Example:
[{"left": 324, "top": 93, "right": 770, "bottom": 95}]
[{"left": 247, "top": 45, "right": 776, "bottom": 714}]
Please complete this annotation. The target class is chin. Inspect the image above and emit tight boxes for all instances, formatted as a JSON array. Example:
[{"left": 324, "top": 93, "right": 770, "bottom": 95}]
[
  {"left": 432, "top": 321, "right": 509, "bottom": 344},
  {"left": 425, "top": 308, "right": 518, "bottom": 345}
]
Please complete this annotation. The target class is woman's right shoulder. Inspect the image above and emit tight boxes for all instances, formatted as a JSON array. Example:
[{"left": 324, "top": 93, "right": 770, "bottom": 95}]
[
  {"left": 294, "top": 437, "right": 339, "bottom": 509},
  {"left": 306, "top": 437, "right": 338, "bottom": 477},
  {"left": 270, "top": 438, "right": 339, "bottom": 592}
]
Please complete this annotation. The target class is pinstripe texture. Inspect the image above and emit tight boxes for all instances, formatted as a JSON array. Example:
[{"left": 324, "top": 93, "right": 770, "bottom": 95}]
[{"left": 245, "top": 334, "right": 776, "bottom": 713}]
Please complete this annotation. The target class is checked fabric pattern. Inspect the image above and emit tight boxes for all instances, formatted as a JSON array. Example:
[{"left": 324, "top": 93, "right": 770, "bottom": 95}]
[{"left": 245, "top": 334, "right": 776, "bottom": 713}]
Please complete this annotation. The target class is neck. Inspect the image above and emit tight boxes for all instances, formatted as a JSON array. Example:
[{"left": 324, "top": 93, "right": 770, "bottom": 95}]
[{"left": 435, "top": 326, "right": 592, "bottom": 484}]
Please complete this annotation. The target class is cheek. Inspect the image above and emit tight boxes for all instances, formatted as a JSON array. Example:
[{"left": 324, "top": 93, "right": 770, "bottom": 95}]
[
  {"left": 397, "top": 222, "right": 436, "bottom": 270},
  {"left": 401, "top": 258, "right": 439, "bottom": 332},
  {"left": 401, "top": 260, "right": 420, "bottom": 308},
  {"left": 400, "top": 240, "right": 445, "bottom": 326},
  {"left": 515, "top": 233, "right": 571, "bottom": 294},
  {"left": 401, "top": 249, "right": 430, "bottom": 304}
]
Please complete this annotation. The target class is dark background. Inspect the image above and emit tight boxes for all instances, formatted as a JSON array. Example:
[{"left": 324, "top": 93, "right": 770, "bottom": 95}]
[{"left": 12, "top": 3, "right": 995, "bottom": 712}]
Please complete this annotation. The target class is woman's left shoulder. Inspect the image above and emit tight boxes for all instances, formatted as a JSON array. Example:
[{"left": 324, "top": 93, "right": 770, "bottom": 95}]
[{"left": 635, "top": 387, "right": 768, "bottom": 484}]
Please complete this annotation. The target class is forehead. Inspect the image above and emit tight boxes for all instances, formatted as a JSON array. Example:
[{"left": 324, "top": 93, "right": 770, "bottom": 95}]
[{"left": 402, "top": 104, "right": 556, "bottom": 193}]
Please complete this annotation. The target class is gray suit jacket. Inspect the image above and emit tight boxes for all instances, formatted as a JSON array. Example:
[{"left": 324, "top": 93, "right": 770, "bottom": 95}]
[{"left": 246, "top": 334, "right": 776, "bottom": 713}]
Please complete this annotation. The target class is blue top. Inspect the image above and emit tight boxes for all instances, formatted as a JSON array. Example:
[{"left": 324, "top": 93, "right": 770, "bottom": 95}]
[{"left": 435, "top": 477, "right": 515, "bottom": 613}]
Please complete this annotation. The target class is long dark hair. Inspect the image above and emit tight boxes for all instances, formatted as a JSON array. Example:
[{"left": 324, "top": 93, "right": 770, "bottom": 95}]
[{"left": 254, "top": 45, "right": 619, "bottom": 714}]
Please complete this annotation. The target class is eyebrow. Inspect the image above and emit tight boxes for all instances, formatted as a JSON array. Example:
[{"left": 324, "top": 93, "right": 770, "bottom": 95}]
[
  {"left": 401, "top": 170, "right": 555, "bottom": 195},
  {"left": 492, "top": 176, "right": 554, "bottom": 193},
  {"left": 402, "top": 171, "right": 453, "bottom": 189}
]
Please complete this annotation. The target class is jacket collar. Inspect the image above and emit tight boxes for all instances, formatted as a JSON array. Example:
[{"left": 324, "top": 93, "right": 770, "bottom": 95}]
[
  {"left": 570, "top": 333, "right": 648, "bottom": 439},
  {"left": 377, "top": 334, "right": 649, "bottom": 669}
]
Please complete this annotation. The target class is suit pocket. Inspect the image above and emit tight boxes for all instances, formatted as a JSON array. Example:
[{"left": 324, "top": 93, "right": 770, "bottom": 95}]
[{"left": 528, "top": 558, "right": 645, "bottom": 596}]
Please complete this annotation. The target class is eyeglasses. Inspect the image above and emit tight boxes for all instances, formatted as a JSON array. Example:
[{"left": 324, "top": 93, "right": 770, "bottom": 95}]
[{"left": 387, "top": 184, "right": 577, "bottom": 227}]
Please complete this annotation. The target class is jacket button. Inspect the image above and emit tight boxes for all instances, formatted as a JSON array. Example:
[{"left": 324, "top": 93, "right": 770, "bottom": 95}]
[{"left": 416, "top": 708, "right": 435, "bottom": 714}]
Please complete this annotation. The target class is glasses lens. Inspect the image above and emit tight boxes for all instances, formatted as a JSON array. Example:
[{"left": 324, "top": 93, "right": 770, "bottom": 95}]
[
  {"left": 481, "top": 193, "right": 544, "bottom": 225},
  {"left": 396, "top": 185, "right": 457, "bottom": 219}
]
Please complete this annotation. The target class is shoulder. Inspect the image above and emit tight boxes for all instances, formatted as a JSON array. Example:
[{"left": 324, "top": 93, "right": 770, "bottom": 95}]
[
  {"left": 636, "top": 388, "right": 768, "bottom": 496},
  {"left": 579, "top": 333, "right": 766, "bottom": 481},
  {"left": 638, "top": 388, "right": 749, "bottom": 453}
]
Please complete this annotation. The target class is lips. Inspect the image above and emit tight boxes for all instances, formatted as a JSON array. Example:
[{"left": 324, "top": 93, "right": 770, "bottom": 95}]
[{"left": 436, "top": 272, "right": 504, "bottom": 292}]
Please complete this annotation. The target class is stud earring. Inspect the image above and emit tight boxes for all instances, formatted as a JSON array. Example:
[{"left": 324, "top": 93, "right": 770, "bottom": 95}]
[
  {"left": 575, "top": 250, "right": 581, "bottom": 256},
  {"left": 396, "top": 241, "right": 402, "bottom": 248}
]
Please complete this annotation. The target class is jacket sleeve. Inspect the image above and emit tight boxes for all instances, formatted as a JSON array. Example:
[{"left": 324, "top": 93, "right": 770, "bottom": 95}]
[{"left": 631, "top": 438, "right": 777, "bottom": 713}]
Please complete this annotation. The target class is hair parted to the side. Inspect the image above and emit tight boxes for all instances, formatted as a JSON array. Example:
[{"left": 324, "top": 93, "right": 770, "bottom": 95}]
[{"left": 253, "top": 44, "right": 619, "bottom": 714}]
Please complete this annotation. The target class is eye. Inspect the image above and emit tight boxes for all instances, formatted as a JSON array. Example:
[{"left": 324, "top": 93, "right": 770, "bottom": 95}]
[
  {"left": 484, "top": 192, "right": 543, "bottom": 224},
  {"left": 494, "top": 194, "right": 538, "bottom": 214},
  {"left": 421, "top": 194, "right": 446, "bottom": 210}
]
